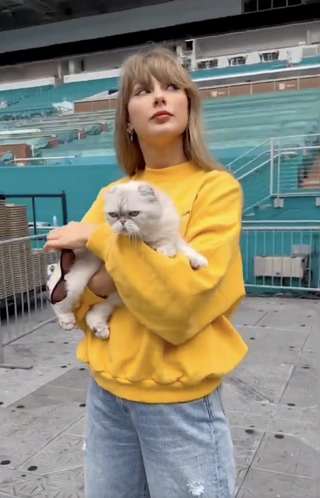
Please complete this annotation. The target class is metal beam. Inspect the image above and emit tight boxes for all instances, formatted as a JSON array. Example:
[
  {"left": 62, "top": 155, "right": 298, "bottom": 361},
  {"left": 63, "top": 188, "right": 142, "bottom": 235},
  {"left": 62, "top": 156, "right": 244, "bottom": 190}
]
[{"left": 22, "top": 0, "right": 56, "bottom": 14}]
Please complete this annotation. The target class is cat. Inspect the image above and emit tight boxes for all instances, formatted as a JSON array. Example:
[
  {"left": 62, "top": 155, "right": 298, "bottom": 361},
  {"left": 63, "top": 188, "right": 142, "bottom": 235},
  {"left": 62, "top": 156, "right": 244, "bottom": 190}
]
[{"left": 48, "top": 181, "right": 208, "bottom": 340}]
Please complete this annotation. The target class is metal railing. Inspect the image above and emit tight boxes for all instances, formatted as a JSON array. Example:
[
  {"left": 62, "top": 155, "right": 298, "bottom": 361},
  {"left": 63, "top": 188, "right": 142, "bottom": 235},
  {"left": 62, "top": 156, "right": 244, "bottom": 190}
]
[
  {"left": 228, "top": 140, "right": 278, "bottom": 213},
  {"left": 3, "top": 156, "right": 77, "bottom": 166},
  {"left": 0, "top": 193, "right": 68, "bottom": 235},
  {"left": 0, "top": 234, "right": 59, "bottom": 369},
  {"left": 227, "top": 133, "right": 320, "bottom": 212},
  {"left": 241, "top": 224, "right": 320, "bottom": 293},
  {"left": 271, "top": 134, "right": 320, "bottom": 197}
]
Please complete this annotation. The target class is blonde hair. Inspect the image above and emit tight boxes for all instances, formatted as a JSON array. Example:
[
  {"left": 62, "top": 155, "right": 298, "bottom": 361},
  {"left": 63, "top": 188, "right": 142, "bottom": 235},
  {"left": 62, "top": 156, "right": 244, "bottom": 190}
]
[{"left": 115, "top": 47, "right": 223, "bottom": 176}]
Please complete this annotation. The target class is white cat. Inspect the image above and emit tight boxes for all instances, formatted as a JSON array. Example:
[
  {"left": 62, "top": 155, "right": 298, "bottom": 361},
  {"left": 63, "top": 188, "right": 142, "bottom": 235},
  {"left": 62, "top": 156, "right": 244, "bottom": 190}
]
[{"left": 48, "top": 181, "right": 208, "bottom": 340}]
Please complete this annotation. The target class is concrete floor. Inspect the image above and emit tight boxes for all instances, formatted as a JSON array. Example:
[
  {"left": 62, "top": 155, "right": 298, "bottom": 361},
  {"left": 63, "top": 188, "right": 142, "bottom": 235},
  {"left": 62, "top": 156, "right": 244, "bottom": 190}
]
[{"left": 0, "top": 296, "right": 318, "bottom": 497}]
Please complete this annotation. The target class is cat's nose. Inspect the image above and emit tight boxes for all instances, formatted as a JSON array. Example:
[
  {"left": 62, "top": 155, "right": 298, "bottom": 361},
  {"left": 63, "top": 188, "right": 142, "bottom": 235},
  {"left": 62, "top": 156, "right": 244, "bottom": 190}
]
[{"left": 120, "top": 219, "right": 125, "bottom": 225}]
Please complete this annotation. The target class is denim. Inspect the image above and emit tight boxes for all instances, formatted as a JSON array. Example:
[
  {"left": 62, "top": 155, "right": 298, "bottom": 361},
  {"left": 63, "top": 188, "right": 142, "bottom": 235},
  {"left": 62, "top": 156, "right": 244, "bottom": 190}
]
[{"left": 85, "top": 378, "right": 236, "bottom": 498}]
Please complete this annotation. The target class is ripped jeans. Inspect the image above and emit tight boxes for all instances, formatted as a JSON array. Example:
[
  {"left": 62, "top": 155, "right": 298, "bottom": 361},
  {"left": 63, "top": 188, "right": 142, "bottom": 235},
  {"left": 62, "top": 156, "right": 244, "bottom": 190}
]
[{"left": 85, "top": 378, "right": 236, "bottom": 498}]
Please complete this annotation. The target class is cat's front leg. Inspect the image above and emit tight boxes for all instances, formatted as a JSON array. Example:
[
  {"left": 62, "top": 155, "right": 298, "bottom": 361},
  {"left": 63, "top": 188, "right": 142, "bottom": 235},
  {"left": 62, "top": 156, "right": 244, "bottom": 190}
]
[
  {"left": 58, "top": 312, "right": 77, "bottom": 331},
  {"left": 53, "top": 301, "right": 77, "bottom": 330},
  {"left": 86, "top": 292, "right": 123, "bottom": 340},
  {"left": 176, "top": 239, "right": 208, "bottom": 269},
  {"left": 150, "top": 242, "right": 177, "bottom": 258}
]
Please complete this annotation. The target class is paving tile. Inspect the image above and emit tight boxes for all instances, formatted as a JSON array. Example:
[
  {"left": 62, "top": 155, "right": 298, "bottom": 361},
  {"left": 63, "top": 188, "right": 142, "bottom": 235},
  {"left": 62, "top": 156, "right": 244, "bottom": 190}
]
[
  {"left": 0, "top": 424, "right": 54, "bottom": 470},
  {"left": 231, "top": 309, "right": 266, "bottom": 327},
  {"left": 251, "top": 432, "right": 317, "bottom": 479},
  {"left": 238, "top": 326, "right": 309, "bottom": 352},
  {"left": 235, "top": 467, "right": 248, "bottom": 494},
  {"left": 18, "top": 433, "right": 84, "bottom": 475},
  {"left": 47, "top": 367, "right": 91, "bottom": 391},
  {"left": 1, "top": 296, "right": 318, "bottom": 498},
  {"left": 65, "top": 417, "right": 86, "bottom": 437},
  {"left": 280, "top": 364, "right": 317, "bottom": 408},
  {"left": 8, "top": 384, "right": 87, "bottom": 412},
  {"left": 227, "top": 411, "right": 271, "bottom": 431},
  {"left": 303, "top": 328, "right": 319, "bottom": 352},
  {"left": 236, "top": 468, "right": 316, "bottom": 498},
  {"left": 0, "top": 466, "right": 84, "bottom": 498},
  {"left": 257, "top": 309, "right": 315, "bottom": 330},
  {"left": 268, "top": 417, "right": 318, "bottom": 450},
  {"left": 231, "top": 426, "right": 264, "bottom": 468},
  {"left": 0, "top": 379, "right": 40, "bottom": 408},
  {"left": 32, "top": 384, "right": 87, "bottom": 404}
]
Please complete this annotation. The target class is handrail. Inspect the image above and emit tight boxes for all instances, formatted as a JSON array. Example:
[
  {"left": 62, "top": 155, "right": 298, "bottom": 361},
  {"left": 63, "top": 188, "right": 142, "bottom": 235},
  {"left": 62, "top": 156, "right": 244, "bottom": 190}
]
[
  {"left": 226, "top": 138, "right": 270, "bottom": 168},
  {"left": 233, "top": 149, "right": 270, "bottom": 176},
  {"left": 237, "top": 157, "right": 276, "bottom": 181},
  {"left": 242, "top": 226, "right": 320, "bottom": 231},
  {"left": 13, "top": 156, "right": 77, "bottom": 161},
  {"left": 243, "top": 219, "right": 319, "bottom": 224},
  {"left": 270, "top": 132, "right": 320, "bottom": 141}
]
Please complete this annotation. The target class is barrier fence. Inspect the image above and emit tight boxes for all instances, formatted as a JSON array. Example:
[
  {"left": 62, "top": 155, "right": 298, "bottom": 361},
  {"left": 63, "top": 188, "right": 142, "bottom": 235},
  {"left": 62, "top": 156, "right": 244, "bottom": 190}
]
[
  {"left": 242, "top": 224, "right": 320, "bottom": 293},
  {"left": 0, "top": 234, "right": 58, "bottom": 369},
  {"left": 0, "top": 226, "right": 319, "bottom": 369}
]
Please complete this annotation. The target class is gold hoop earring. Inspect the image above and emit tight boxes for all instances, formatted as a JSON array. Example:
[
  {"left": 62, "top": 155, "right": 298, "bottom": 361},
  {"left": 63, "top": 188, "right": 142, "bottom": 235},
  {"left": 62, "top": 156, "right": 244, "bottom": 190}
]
[{"left": 127, "top": 129, "right": 134, "bottom": 142}]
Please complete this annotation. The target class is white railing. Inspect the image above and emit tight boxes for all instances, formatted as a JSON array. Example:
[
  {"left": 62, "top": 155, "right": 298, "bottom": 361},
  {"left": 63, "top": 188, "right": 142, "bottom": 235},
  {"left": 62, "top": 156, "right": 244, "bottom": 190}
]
[
  {"left": 2, "top": 155, "right": 77, "bottom": 166},
  {"left": 270, "top": 134, "right": 320, "bottom": 197},
  {"left": 241, "top": 224, "right": 320, "bottom": 293},
  {"left": 0, "top": 234, "right": 58, "bottom": 369},
  {"left": 228, "top": 133, "right": 320, "bottom": 212}
]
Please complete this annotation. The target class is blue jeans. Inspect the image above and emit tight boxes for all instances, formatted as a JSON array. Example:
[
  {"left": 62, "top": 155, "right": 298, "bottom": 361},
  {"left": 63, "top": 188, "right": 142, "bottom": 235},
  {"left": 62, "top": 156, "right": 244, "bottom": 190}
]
[{"left": 85, "top": 378, "right": 235, "bottom": 498}]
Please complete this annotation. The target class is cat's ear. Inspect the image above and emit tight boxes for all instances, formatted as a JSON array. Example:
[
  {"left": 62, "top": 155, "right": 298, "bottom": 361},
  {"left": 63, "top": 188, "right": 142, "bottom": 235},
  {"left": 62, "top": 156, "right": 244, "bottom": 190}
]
[
  {"left": 105, "top": 186, "right": 118, "bottom": 201},
  {"left": 137, "top": 184, "right": 157, "bottom": 202},
  {"left": 107, "top": 186, "right": 119, "bottom": 194}
]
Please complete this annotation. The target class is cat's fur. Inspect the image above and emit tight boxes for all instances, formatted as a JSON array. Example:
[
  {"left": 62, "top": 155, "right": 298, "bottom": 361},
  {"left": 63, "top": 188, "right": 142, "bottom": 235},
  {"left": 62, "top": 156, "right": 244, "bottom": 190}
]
[{"left": 48, "top": 181, "right": 208, "bottom": 339}]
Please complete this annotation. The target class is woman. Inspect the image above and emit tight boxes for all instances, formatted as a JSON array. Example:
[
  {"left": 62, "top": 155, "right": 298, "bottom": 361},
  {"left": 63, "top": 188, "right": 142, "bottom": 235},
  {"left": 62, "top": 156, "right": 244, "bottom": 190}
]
[{"left": 46, "top": 48, "right": 248, "bottom": 498}]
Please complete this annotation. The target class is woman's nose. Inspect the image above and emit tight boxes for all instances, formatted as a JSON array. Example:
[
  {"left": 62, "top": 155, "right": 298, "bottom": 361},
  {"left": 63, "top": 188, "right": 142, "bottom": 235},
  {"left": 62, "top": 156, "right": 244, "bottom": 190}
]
[
  {"left": 153, "top": 85, "right": 166, "bottom": 105},
  {"left": 154, "top": 95, "right": 166, "bottom": 106}
]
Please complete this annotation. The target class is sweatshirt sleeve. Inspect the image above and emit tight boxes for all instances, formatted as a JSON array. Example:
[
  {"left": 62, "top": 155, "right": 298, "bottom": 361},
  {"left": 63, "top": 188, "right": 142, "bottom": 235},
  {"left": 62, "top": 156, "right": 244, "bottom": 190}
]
[
  {"left": 80, "top": 186, "right": 117, "bottom": 305},
  {"left": 86, "top": 171, "right": 244, "bottom": 344}
]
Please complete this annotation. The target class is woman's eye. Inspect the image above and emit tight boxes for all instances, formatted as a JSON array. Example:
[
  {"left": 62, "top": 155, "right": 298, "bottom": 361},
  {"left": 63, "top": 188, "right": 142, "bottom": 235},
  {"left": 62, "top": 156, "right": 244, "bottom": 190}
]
[
  {"left": 108, "top": 212, "right": 118, "bottom": 218},
  {"left": 136, "top": 88, "right": 148, "bottom": 96},
  {"left": 167, "top": 83, "right": 180, "bottom": 91},
  {"left": 128, "top": 211, "right": 140, "bottom": 217}
]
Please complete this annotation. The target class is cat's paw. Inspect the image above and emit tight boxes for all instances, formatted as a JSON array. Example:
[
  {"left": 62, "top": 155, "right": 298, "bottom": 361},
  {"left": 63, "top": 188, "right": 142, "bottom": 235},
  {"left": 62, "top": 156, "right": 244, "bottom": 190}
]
[
  {"left": 189, "top": 253, "right": 208, "bottom": 270},
  {"left": 91, "top": 322, "right": 110, "bottom": 340},
  {"left": 155, "top": 245, "right": 177, "bottom": 258},
  {"left": 58, "top": 314, "right": 76, "bottom": 330}
]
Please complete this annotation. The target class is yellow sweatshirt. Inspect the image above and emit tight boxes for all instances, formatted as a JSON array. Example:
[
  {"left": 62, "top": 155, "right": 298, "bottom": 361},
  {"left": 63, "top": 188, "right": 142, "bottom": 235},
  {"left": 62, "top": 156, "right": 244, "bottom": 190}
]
[{"left": 75, "top": 161, "right": 248, "bottom": 403}]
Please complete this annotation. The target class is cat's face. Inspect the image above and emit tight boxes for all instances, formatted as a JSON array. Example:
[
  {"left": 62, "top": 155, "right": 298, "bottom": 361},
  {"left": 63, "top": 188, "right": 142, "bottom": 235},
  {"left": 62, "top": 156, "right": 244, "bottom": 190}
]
[{"left": 105, "top": 182, "right": 162, "bottom": 239}]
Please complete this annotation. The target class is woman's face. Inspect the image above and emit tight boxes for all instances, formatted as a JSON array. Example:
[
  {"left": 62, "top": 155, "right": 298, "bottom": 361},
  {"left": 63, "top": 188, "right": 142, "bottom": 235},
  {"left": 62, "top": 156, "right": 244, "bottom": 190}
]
[{"left": 127, "top": 76, "right": 189, "bottom": 146}]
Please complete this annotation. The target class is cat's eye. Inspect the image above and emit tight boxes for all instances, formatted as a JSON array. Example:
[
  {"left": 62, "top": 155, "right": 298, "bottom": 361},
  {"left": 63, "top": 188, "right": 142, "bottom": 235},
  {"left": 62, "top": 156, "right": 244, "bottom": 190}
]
[
  {"left": 108, "top": 212, "right": 118, "bottom": 218},
  {"left": 128, "top": 211, "right": 140, "bottom": 217}
]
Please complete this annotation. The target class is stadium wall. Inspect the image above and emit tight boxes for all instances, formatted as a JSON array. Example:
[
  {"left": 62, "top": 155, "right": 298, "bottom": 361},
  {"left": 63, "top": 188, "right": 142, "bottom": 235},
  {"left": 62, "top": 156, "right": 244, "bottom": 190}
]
[
  {"left": 0, "top": 0, "right": 241, "bottom": 54},
  {"left": 0, "top": 21, "right": 318, "bottom": 84},
  {"left": 74, "top": 75, "right": 320, "bottom": 112}
]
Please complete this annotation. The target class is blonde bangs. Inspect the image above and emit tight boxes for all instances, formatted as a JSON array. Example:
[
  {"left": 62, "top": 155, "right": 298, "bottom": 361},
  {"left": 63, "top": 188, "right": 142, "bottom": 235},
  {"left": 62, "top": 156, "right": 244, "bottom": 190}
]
[
  {"left": 115, "top": 47, "right": 224, "bottom": 176},
  {"left": 121, "top": 49, "right": 193, "bottom": 98}
]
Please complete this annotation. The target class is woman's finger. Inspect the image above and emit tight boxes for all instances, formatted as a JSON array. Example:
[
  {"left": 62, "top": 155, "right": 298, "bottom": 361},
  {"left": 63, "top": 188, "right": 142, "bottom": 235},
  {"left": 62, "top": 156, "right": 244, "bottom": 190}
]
[{"left": 47, "top": 229, "right": 64, "bottom": 240}]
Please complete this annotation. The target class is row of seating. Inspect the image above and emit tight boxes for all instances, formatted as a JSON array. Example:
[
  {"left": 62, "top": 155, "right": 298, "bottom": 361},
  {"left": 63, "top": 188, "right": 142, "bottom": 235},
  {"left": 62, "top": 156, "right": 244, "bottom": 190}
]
[
  {"left": 1, "top": 53, "right": 319, "bottom": 121},
  {"left": 26, "top": 88, "right": 318, "bottom": 165}
]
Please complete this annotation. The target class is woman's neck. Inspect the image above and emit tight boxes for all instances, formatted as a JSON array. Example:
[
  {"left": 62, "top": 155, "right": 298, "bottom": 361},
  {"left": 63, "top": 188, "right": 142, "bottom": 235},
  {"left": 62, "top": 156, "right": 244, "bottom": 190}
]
[{"left": 139, "top": 139, "right": 187, "bottom": 170}]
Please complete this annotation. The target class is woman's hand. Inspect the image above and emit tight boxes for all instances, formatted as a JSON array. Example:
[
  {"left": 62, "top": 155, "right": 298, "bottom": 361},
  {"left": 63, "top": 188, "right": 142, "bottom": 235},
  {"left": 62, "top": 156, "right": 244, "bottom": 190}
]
[
  {"left": 45, "top": 222, "right": 98, "bottom": 251},
  {"left": 88, "top": 263, "right": 117, "bottom": 298}
]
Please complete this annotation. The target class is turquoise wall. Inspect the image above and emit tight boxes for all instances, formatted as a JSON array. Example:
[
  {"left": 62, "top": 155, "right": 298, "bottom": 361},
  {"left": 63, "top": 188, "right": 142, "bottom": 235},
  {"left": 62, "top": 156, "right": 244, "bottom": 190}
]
[
  {"left": 1, "top": 161, "right": 319, "bottom": 293},
  {"left": 0, "top": 164, "right": 124, "bottom": 225},
  {"left": 1, "top": 161, "right": 318, "bottom": 225}
]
